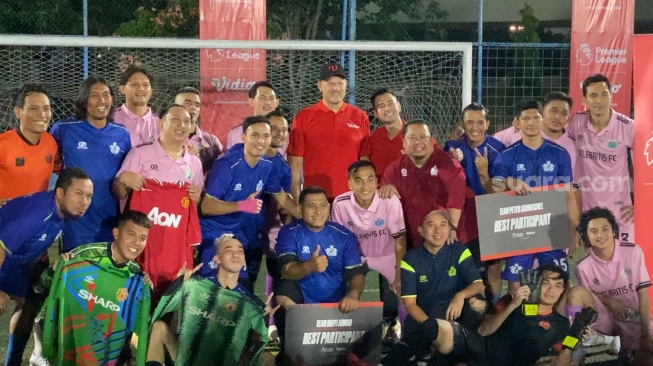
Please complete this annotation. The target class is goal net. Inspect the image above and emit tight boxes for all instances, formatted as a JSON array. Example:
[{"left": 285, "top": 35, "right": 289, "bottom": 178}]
[{"left": 0, "top": 36, "right": 472, "bottom": 144}]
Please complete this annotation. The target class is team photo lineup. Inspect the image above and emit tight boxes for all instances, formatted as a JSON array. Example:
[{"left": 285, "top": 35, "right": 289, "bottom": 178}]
[{"left": 0, "top": 58, "right": 650, "bottom": 366}]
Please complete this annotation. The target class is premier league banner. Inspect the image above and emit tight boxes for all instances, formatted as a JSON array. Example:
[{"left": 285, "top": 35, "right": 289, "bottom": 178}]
[
  {"left": 476, "top": 187, "right": 569, "bottom": 261},
  {"left": 633, "top": 34, "right": 653, "bottom": 305},
  {"left": 569, "top": 0, "right": 634, "bottom": 115},
  {"left": 199, "top": 0, "right": 267, "bottom": 144},
  {"left": 285, "top": 302, "right": 383, "bottom": 365}
]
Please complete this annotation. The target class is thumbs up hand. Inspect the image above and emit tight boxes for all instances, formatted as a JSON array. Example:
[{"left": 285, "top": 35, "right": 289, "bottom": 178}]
[
  {"left": 237, "top": 191, "right": 263, "bottom": 214},
  {"left": 310, "top": 244, "right": 328, "bottom": 273}
]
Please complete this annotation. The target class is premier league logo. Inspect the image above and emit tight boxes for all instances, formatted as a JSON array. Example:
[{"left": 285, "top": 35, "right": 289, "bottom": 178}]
[
  {"left": 645, "top": 134, "right": 653, "bottom": 166},
  {"left": 576, "top": 43, "right": 593, "bottom": 66}
]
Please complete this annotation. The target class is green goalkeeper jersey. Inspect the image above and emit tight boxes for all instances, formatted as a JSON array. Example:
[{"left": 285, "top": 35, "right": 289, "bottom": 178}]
[
  {"left": 41, "top": 251, "right": 151, "bottom": 366},
  {"left": 151, "top": 276, "right": 269, "bottom": 366}
]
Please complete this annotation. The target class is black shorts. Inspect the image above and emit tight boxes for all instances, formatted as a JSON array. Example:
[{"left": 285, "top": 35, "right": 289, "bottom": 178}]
[{"left": 448, "top": 321, "right": 487, "bottom": 365}]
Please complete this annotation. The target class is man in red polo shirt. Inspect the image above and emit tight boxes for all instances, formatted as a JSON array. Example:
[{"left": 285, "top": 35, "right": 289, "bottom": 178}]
[
  {"left": 381, "top": 120, "right": 467, "bottom": 248},
  {"left": 287, "top": 62, "right": 370, "bottom": 201},
  {"left": 361, "top": 88, "right": 406, "bottom": 179},
  {"left": 362, "top": 88, "right": 461, "bottom": 179}
]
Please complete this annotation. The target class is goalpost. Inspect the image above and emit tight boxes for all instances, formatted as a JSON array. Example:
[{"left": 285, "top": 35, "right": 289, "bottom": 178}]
[{"left": 0, "top": 35, "right": 472, "bottom": 142}]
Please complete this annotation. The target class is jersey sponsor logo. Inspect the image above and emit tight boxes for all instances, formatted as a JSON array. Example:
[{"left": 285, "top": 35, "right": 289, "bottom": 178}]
[
  {"left": 38, "top": 234, "right": 47, "bottom": 241},
  {"left": 77, "top": 141, "right": 88, "bottom": 149},
  {"left": 419, "top": 275, "right": 428, "bottom": 283},
  {"left": 607, "top": 140, "right": 618, "bottom": 149},
  {"left": 517, "top": 164, "right": 525, "bottom": 171},
  {"left": 542, "top": 161, "right": 555, "bottom": 172},
  {"left": 597, "top": 284, "right": 635, "bottom": 297},
  {"left": 188, "top": 305, "right": 237, "bottom": 326},
  {"left": 181, "top": 196, "right": 190, "bottom": 209},
  {"left": 645, "top": 134, "right": 653, "bottom": 166},
  {"left": 235, "top": 183, "right": 242, "bottom": 191},
  {"left": 109, "top": 142, "right": 120, "bottom": 155},
  {"left": 539, "top": 320, "right": 551, "bottom": 330},
  {"left": 325, "top": 245, "right": 338, "bottom": 257},
  {"left": 148, "top": 207, "right": 182, "bottom": 228},
  {"left": 401, "top": 168, "right": 408, "bottom": 177},
  {"left": 374, "top": 218, "right": 385, "bottom": 227},
  {"left": 150, "top": 164, "right": 159, "bottom": 171},
  {"left": 78, "top": 289, "right": 121, "bottom": 312},
  {"left": 256, "top": 180, "right": 264, "bottom": 192},
  {"left": 116, "top": 288, "right": 129, "bottom": 302},
  {"left": 430, "top": 166, "right": 438, "bottom": 176},
  {"left": 354, "top": 229, "right": 389, "bottom": 241},
  {"left": 447, "top": 266, "right": 456, "bottom": 277},
  {"left": 509, "top": 263, "right": 523, "bottom": 274},
  {"left": 44, "top": 154, "right": 53, "bottom": 164},
  {"left": 302, "top": 246, "right": 311, "bottom": 254},
  {"left": 347, "top": 123, "right": 360, "bottom": 129}
]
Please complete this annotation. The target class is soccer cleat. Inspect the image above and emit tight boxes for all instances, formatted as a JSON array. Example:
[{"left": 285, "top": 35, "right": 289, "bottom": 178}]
[
  {"left": 29, "top": 352, "right": 51, "bottom": 366},
  {"left": 607, "top": 336, "right": 621, "bottom": 355}
]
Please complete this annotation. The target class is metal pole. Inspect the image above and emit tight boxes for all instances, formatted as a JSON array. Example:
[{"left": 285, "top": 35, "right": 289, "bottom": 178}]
[
  {"left": 341, "top": 0, "right": 348, "bottom": 66},
  {"left": 348, "top": 0, "right": 356, "bottom": 105},
  {"left": 476, "top": 0, "right": 483, "bottom": 104},
  {"left": 83, "top": 0, "right": 89, "bottom": 79}
]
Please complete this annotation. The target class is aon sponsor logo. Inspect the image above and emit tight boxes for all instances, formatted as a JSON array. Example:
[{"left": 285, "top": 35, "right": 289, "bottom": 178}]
[
  {"left": 78, "top": 289, "right": 121, "bottom": 312},
  {"left": 188, "top": 306, "right": 237, "bottom": 326},
  {"left": 148, "top": 207, "right": 182, "bottom": 228}
]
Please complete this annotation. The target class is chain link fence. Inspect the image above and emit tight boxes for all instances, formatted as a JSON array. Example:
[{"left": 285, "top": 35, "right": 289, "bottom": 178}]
[{"left": 0, "top": 44, "right": 467, "bottom": 144}]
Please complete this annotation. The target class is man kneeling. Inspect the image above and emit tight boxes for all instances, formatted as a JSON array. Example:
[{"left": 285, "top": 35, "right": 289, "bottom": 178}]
[{"left": 146, "top": 234, "right": 275, "bottom": 366}]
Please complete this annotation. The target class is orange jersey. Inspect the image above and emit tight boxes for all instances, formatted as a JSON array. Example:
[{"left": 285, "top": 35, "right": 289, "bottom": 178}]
[{"left": 0, "top": 129, "right": 59, "bottom": 199}]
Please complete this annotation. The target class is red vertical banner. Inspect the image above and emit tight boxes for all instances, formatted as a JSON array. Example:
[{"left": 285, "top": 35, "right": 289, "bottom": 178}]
[
  {"left": 569, "top": 0, "right": 634, "bottom": 115},
  {"left": 199, "top": 0, "right": 266, "bottom": 144},
  {"left": 633, "top": 35, "right": 653, "bottom": 304}
]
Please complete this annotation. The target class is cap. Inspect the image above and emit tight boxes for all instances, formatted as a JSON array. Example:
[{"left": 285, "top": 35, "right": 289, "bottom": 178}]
[
  {"left": 320, "top": 62, "right": 346, "bottom": 81},
  {"left": 422, "top": 210, "right": 453, "bottom": 225}
]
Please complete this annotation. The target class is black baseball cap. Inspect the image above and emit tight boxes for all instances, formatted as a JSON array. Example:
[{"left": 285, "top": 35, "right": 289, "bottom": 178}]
[{"left": 320, "top": 62, "right": 346, "bottom": 81}]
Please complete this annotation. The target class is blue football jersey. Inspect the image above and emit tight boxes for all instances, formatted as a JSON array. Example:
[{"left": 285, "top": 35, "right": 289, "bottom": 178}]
[
  {"left": 490, "top": 140, "right": 572, "bottom": 187},
  {"left": 445, "top": 135, "right": 505, "bottom": 195},
  {"left": 201, "top": 143, "right": 282, "bottom": 239},
  {"left": 50, "top": 120, "right": 131, "bottom": 250},
  {"left": 276, "top": 220, "right": 363, "bottom": 304},
  {"left": 0, "top": 191, "right": 64, "bottom": 268}
]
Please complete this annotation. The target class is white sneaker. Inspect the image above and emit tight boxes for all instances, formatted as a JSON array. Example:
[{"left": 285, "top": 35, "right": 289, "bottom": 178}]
[
  {"left": 607, "top": 335, "right": 621, "bottom": 355},
  {"left": 268, "top": 324, "right": 278, "bottom": 341},
  {"left": 29, "top": 352, "right": 50, "bottom": 366},
  {"left": 582, "top": 330, "right": 613, "bottom": 347}
]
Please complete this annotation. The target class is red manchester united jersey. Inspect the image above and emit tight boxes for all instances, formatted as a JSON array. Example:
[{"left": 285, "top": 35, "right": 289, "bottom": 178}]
[{"left": 129, "top": 179, "right": 201, "bottom": 298}]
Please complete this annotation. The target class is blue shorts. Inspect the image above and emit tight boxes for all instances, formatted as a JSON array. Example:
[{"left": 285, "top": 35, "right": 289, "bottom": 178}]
[
  {"left": 501, "top": 249, "right": 568, "bottom": 282},
  {"left": 0, "top": 266, "right": 30, "bottom": 298}
]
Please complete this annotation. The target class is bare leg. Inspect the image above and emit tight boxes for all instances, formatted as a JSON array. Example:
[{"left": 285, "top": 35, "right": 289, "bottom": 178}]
[{"left": 146, "top": 321, "right": 179, "bottom": 363}]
